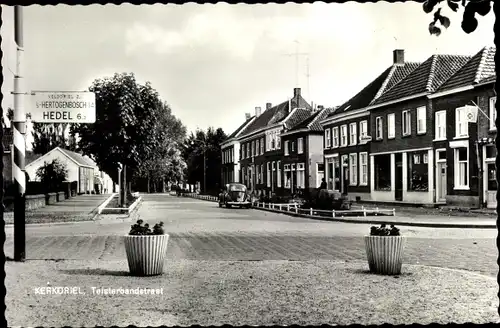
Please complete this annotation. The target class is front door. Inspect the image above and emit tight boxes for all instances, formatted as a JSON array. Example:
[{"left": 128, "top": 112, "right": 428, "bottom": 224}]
[
  {"left": 395, "top": 154, "right": 403, "bottom": 201},
  {"left": 486, "top": 162, "right": 497, "bottom": 209},
  {"left": 437, "top": 162, "right": 447, "bottom": 202}
]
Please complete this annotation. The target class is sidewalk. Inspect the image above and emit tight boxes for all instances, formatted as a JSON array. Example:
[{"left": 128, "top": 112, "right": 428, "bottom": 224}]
[
  {"left": 183, "top": 194, "right": 497, "bottom": 229},
  {"left": 3, "top": 194, "right": 113, "bottom": 225}
]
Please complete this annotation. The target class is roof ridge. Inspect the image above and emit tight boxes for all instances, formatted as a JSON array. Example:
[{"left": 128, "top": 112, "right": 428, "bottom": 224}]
[
  {"left": 474, "top": 46, "right": 490, "bottom": 84},
  {"left": 425, "top": 54, "right": 439, "bottom": 92},
  {"left": 373, "top": 65, "right": 397, "bottom": 102}
]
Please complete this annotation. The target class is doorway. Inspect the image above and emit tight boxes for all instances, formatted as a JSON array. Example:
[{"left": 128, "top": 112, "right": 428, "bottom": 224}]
[
  {"left": 486, "top": 162, "right": 497, "bottom": 209},
  {"left": 395, "top": 153, "right": 403, "bottom": 201},
  {"left": 437, "top": 162, "right": 447, "bottom": 202}
]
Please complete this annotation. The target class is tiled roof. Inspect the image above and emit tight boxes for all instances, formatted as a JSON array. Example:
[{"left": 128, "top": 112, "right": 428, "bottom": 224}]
[
  {"left": 225, "top": 115, "right": 255, "bottom": 140},
  {"left": 291, "top": 107, "right": 338, "bottom": 132},
  {"left": 437, "top": 47, "right": 496, "bottom": 92},
  {"left": 239, "top": 94, "right": 311, "bottom": 137},
  {"left": 285, "top": 108, "right": 313, "bottom": 129},
  {"left": 59, "top": 148, "right": 96, "bottom": 168},
  {"left": 373, "top": 54, "right": 471, "bottom": 105},
  {"left": 328, "top": 62, "right": 420, "bottom": 118}
]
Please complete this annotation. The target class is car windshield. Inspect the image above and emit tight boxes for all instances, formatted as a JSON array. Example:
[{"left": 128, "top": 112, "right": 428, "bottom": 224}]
[{"left": 229, "top": 184, "right": 246, "bottom": 192}]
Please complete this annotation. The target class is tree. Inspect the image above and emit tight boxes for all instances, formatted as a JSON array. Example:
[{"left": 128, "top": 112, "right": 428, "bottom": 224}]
[
  {"left": 182, "top": 127, "right": 227, "bottom": 194},
  {"left": 424, "top": 0, "right": 492, "bottom": 35},
  {"left": 131, "top": 98, "right": 187, "bottom": 192},
  {"left": 32, "top": 122, "right": 77, "bottom": 154},
  {"left": 35, "top": 159, "right": 68, "bottom": 192}
]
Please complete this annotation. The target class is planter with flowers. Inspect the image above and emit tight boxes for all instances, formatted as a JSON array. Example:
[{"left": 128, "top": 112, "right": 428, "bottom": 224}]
[
  {"left": 124, "top": 219, "right": 169, "bottom": 276},
  {"left": 364, "top": 224, "right": 406, "bottom": 275}
]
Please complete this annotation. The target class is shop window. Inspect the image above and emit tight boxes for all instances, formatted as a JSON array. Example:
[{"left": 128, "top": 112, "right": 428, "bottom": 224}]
[
  {"left": 408, "top": 151, "right": 429, "bottom": 191},
  {"left": 374, "top": 154, "right": 391, "bottom": 191}
]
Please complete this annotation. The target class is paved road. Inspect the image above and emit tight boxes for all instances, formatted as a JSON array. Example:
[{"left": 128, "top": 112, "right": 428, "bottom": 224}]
[{"left": 4, "top": 194, "right": 498, "bottom": 277}]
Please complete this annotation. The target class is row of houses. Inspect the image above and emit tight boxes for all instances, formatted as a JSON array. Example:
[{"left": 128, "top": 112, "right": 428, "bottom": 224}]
[{"left": 221, "top": 46, "right": 497, "bottom": 209}]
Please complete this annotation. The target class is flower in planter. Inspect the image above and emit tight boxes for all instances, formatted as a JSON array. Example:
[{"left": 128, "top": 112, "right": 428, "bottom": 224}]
[
  {"left": 129, "top": 219, "right": 165, "bottom": 236},
  {"left": 370, "top": 224, "right": 400, "bottom": 236}
]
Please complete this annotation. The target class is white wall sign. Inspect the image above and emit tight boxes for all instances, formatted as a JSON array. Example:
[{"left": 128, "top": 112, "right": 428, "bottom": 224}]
[{"left": 30, "top": 91, "right": 96, "bottom": 123}]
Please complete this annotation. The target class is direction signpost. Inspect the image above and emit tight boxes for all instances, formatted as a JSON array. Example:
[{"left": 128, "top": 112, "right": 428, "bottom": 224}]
[{"left": 30, "top": 91, "right": 96, "bottom": 123}]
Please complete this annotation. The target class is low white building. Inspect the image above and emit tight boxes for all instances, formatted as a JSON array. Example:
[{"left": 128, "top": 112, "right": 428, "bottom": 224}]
[{"left": 25, "top": 147, "right": 115, "bottom": 194}]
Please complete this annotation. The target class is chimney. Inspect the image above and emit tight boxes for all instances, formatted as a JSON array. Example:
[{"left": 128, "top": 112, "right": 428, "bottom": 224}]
[
  {"left": 393, "top": 49, "right": 405, "bottom": 65},
  {"left": 293, "top": 88, "right": 301, "bottom": 98},
  {"left": 266, "top": 103, "right": 272, "bottom": 110},
  {"left": 245, "top": 112, "right": 251, "bottom": 120},
  {"left": 255, "top": 106, "right": 262, "bottom": 117}
]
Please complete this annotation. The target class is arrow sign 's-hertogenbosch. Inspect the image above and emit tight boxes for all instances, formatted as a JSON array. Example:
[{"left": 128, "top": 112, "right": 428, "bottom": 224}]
[{"left": 31, "top": 91, "right": 96, "bottom": 123}]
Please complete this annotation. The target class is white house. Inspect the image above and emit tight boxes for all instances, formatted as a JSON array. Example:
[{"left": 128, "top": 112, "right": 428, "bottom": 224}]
[{"left": 25, "top": 147, "right": 114, "bottom": 194}]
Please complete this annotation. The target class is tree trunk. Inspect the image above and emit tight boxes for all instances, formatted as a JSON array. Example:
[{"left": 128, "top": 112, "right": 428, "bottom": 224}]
[
  {"left": 162, "top": 178, "right": 166, "bottom": 193},
  {"left": 121, "top": 165, "right": 127, "bottom": 207},
  {"left": 147, "top": 172, "right": 150, "bottom": 194}
]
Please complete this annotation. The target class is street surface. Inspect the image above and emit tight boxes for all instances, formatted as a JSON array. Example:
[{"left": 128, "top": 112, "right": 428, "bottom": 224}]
[{"left": 4, "top": 194, "right": 498, "bottom": 277}]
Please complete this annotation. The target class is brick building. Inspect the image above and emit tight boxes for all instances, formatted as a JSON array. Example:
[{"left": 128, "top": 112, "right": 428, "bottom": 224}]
[
  {"left": 367, "top": 52, "right": 471, "bottom": 204},
  {"left": 220, "top": 113, "right": 256, "bottom": 186},
  {"left": 280, "top": 106, "right": 335, "bottom": 197},
  {"left": 320, "top": 49, "right": 420, "bottom": 201},
  {"left": 428, "top": 46, "right": 496, "bottom": 208},
  {"left": 236, "top": 88, "right": 312, "bottom": 197}
]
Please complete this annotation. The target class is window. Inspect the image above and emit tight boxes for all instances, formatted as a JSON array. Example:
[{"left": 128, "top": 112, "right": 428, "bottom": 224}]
[
  {"left": 417, "top": 106, "right": 426, "bottom": 134},
  {"left": 284, "top": 140, "right": 290, "bottom": 156},
  {"left": 333, "top": 127, "right": 339, "bottom": 147},
  {"left": 455, "top": 107, "right": 468, "bottom": 138},
  {"left": 297, "top": 163, "right": 305, "bottom": 189},
  {"left": 340, "top": 125, "right": 348, "bottom": 146},
  {"left": 291, "top": 141, "right": 295, "bottom": 152},
  {"left": 360, "top": 120, "right": 368, "bottom": 138},
  {"left": 359, "top": 152, "right": 368, "bottom": 186},
  {"left": 298, "top": 138, "right": 304, "bottom": 154},
  {"left": 423, "top": 153, "right": 428, "bottom": 164},
  {"left": 408, "top": 150, "right": 429, "bottom": 191},
  {"left": 246, "top": 143, "right": 250, "bottom": 158},
  {"left": 277, "top": 161, "right": 281, "bottom": 187},
  {"left": 376, "top": 117, "right": 383, "bottom": 140},
  {"left": 277, "top": 131, "right": 281, "bottom": 149},
  {"left": 271, "top": 133, "right": 276, "bottom": 150},
  {"left": 454, "top": 147, "right": 468, "bottom": 189},
  {"left": 266, "top": 162, "right": 271, "bottom": 187},
  {"left": 435, "top": 111, "right": 446, "bottom": 140},
  {"left": 349, "top": 153, "right": 357, "bottom": 186},
  {"left": 325, "top": 128, "right": 331, "bottom": 148},
  {"left": 402, "top": 110, "right": 411, "bottom": 136},
  {"left": 256, "top": 140, "right": 260, "bottom": 155},
  {"left": 284, "top": 164, "right": 291, "bottom": 188},
  {"left": 260, "top": 164, "right": 264, "bottom": 184},
  {"left": 349, "top": 123, "right": 357, "bottom": 146},
  {"left": 261, "top": 138, "right": 264, "bottom": 154},
  {"left": 387, "top": 113, "right": 395, "bottom": 139},
  {"left": 490, "top": 96, "right": 497, "bottom": 131},
  {"left": 251, "top": 141, "right": 255, "bottom": 157},
  {"left": 374, "top": 154, "right": 391, "bottom": 191}
]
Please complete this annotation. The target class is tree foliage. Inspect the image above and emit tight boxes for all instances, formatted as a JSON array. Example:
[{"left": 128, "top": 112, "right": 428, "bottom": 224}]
[
  {"left": 35, "top": 158, "right": 68, "bottom": 192},
  {"left": 72, "top": 72, "right": 188, "bottom": 191},
  {"left": 32, "top": 122, "right": 77, "bottom": 154},
  {"left": 424, "top": 0, "right": 492, "bottom": 35},
  {"left": 182, "top": 127, "right": 227, "bottom": 193}
]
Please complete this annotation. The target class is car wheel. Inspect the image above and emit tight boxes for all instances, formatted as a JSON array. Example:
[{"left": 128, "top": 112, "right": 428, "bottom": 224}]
[
  {"left": 226, "top": 203, "right": 231, "bottom": 208},
  {"left": 218, "top": 202, "right": 222, "bottom": 208}
]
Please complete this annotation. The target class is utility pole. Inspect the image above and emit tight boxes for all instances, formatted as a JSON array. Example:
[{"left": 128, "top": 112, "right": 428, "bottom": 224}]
[
  {"left": 203, "top": 148, "right": 206, "bottom": 194},
  {"left": 282, "top": 40, "right": 308, "bottom": 87},
  {"left": 13, "top": 6, "right": 26, "bottom": 261},
  {"left": 305, "top": 56, "right": 311, "bottom": 103}
]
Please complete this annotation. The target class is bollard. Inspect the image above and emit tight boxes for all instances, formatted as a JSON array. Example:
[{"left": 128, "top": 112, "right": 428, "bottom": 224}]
[
  {"left": 392, "top": 208, "right": 396, "bottom": 216},
  {"left": 332, "top": 210, "right": 335, "bottom": 218},
  {"left": 363, "top": 206, "right": 367, "bottom": 217},
  {"left": 310, "top": 208, "right": 313, "bottom": 216},
  {"left": 295, "top": 206, "right": 298, "bottom": 214},
  {"left": 279, "top": 205, "right": 282, "bottom": 211},
  {"left": 287, "top": 204, "right": 290, "bottom": 212}
]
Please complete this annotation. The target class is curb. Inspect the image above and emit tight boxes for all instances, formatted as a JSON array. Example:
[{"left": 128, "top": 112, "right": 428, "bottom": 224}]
[
  {"left": 95, "top": 197, "right": 143, "bottom": 224},
  {"left": 97, "top": 193, "right": 118, "bottom": 214},
  {"left": 183, "top": 194, "right": 497, "bottom": 229},
  {"left": 100, "top": 196, "right": 142, "bottom": 215}
]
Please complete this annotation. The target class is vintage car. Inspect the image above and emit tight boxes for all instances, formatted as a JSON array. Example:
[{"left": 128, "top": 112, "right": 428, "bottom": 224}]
[
  {"left": 218, "top": 183, "right": 252, "bottom": 208},
  {"left": 301, "top": 188, "right": 352, "bottom": 211}
]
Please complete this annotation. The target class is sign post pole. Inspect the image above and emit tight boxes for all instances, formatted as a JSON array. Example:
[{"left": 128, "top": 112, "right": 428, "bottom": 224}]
[{"left": 13, "top": 6, "right": 26, "bottom": 262}]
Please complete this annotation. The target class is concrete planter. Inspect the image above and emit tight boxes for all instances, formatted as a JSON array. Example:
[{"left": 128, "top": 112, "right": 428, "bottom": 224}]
[
  {"left": 364, "top": 235, "right": 406, "bottom": 275},
  {"left": 124, "top": 234, "right": 169, "bottom": 276}
]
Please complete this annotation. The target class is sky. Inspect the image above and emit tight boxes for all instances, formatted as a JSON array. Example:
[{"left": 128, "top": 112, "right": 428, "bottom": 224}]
[{"left": 1, "top": 2, "right": 496, "bottom": 148}]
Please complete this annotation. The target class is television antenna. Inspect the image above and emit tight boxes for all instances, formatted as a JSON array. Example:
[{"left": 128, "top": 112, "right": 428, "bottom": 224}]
[{"left": 282, "top": 40, "right": 309, "bottom": 87}]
